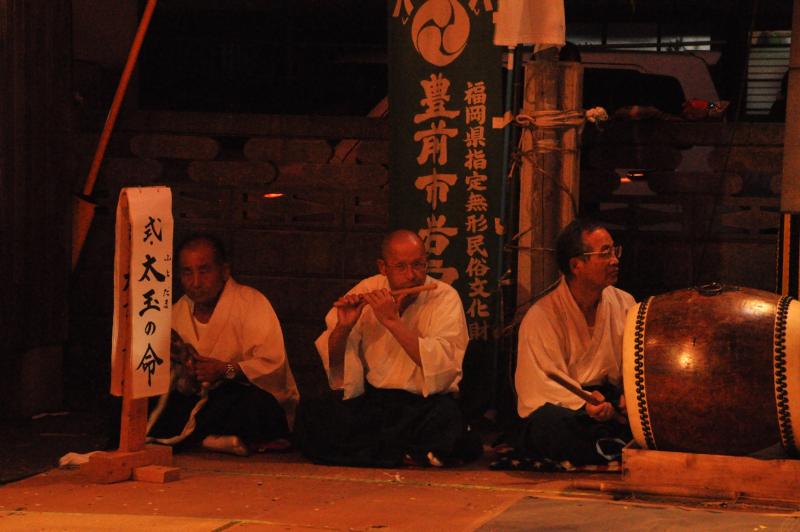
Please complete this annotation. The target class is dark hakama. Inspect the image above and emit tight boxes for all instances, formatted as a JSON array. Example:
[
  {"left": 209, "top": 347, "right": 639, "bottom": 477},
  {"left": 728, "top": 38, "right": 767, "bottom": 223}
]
[
  {"left": 511, "top": 383, "right": 631, "bottom": 466},
  {"left": 294, "top": 386, "right": 481, "bottom": 467},
  {"left": 148, "top": 381, "right": 289, "bottom": 450}
]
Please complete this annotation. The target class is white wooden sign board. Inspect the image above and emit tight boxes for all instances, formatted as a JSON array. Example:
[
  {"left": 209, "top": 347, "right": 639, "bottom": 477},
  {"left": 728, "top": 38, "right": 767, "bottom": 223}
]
[{"left": 111, "top": 186, "right": 173, "bottom": 398}]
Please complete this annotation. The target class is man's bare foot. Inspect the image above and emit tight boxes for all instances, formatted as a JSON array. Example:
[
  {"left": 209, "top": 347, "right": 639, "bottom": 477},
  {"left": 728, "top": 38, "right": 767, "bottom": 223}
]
[{"left": 201, "top": 435, "right": 249, "bottom": 456}]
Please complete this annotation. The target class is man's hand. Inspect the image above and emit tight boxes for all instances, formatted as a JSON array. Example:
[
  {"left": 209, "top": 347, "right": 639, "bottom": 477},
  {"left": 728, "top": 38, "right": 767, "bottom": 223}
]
[
  {"left": 585, "top": 391, "right": 628, "bottom": 424},
  {"left": 361, "top": 289, "right": 401, "bottom": 326},
  {"left": 585, "top": 390, "right": 616, "bottom": 422},
  {"left": 194, "top": 355, "right": 227, "bottom": 384},
  {"left": 333, "top": 293, "right": 367, "bottom": 330},
  {"left": 329, "top": 288, "right": 422, "bottom": 370}
]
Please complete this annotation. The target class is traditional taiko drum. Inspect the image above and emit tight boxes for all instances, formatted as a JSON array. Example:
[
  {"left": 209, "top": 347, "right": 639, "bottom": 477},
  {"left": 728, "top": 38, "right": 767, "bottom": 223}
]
[{"left": 622, "top": 284, "right": 800, "bottom": 456}]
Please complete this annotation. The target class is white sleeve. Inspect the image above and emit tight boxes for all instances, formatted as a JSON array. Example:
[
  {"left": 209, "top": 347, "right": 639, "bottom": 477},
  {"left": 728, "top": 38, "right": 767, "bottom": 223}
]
[
  {"left": 237, "top": 294, "right": 293, "bottom": 393},
  {"left": 515, "top": 311, "right": 587, "bottom": 417},
  {"left": 417, "top": 288, "right": 469, "bottom": 396},
  {"left": 315, "top": 304, "right": 365, "bottom": 399}
]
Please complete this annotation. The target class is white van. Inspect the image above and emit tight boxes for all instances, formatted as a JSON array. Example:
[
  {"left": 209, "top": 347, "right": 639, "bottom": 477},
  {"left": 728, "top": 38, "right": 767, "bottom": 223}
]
[{"left": 580, "top": 49, "right": 722, "bottom": 115}]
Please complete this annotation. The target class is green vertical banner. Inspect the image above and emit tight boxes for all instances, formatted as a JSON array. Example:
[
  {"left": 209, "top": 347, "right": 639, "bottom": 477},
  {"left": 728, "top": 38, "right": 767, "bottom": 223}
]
[{"left": 389, "top": 1, "right": 504, "bottom": 368}]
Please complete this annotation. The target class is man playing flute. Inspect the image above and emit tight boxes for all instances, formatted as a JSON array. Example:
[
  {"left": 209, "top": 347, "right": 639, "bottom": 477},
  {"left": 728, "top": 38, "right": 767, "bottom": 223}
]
[
  {"left": 147, "top": 234, "right": 299, "bottom": 455},
  {"left": 295, "top": 229, "right": 481, "bottom": 467},
  {"left": 512, "top": 219, "right": 635, "bottom": 467}
]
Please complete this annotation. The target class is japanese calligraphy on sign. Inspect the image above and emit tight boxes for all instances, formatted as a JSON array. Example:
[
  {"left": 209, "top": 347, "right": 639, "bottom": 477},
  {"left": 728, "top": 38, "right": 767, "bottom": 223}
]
[
  {"left": 390, "top": 0, "right": 503, "bottom": 346},
  {"left": 111, "top": 187, "right": 173, "bottom": 398}
]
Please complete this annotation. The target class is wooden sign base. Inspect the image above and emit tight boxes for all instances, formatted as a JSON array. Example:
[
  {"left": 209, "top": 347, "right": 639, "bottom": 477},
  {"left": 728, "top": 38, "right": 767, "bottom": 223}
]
[
  {"left": 80, "top": 395, "right": 180, "bottom": 484},
  {"left": 81, "top": 444, "right": 176, "bottom": 484},
  {"left": 613, "top": 444, "right": 800, "bottom": 503}
]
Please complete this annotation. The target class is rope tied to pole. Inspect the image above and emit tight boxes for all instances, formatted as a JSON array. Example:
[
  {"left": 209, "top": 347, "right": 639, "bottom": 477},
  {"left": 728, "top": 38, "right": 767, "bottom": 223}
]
[{"left": 512, "top": 106, "right": 609, "bottom": 217}]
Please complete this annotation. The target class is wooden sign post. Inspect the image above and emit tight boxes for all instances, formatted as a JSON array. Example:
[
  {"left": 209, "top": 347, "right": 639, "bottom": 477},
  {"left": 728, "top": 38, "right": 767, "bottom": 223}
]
[{"left": 81, "top": 186, "right": 178, "bottom": 483}]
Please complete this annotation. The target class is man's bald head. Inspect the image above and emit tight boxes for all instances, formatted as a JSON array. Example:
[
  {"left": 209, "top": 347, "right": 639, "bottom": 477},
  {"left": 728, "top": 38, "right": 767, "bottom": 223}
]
[
  {"left": 378, "top": 229, "right": 428, "bottom": 294},
  {"left": 381, "top": 229, "right": 425, "bottom": 260}
]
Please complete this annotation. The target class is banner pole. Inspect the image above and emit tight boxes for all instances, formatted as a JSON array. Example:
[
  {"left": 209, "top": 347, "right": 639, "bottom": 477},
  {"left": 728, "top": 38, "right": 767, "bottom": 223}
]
[{"left": 71, "top": 0, "right": 159, "bottom": 271}]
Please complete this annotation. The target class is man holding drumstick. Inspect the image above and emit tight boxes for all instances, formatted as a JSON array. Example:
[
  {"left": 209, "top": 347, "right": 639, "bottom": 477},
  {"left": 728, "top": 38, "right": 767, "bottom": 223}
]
[
  {"left": 295, "top": 229, "right": 480, "bottom": 467},
  {"left": 511, "top": 219, "right": 635, "bottom": 467}
]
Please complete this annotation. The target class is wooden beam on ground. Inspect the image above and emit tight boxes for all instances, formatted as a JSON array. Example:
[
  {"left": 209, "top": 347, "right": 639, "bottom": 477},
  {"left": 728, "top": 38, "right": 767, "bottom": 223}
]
[{"left": 622, "top": 445, "right": 800, "bottom": 502}]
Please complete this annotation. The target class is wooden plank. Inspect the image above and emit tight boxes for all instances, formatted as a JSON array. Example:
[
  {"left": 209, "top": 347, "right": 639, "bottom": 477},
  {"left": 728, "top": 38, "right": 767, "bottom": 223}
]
[
  {"left": 132, "top": 465, "right": 180, "bottom": 483},
  {"left": 81, "top": 445, "right": 172, "bottom": 484},
  {"left": 622, "top": 445, "right": 800, "bottom": 502},
  {"left": 343, "top": 190, "right": 389, "bottom": 229},
  {"left": 191, "top": 160, "right": 385, "bottom": 190},
  {"left": 719, "top": 202, "right": 781, "bottom": 233},
  {"left": 584, "top": 122, "right": 784, "bottom": 147},
  {"left": 106, "top": 111, "right": 389, "bottom": 139},
  {"left": 130, "top": 134, "right": 219, "bottom": 160},
  {"left": 101, "top": 157, "right": 164, "bottom": 186},
  {"left": 274, "top": 162, "right": 388, "bottom": 190},
  {"left": 236, "top": 189, "right": 342, "bottom": 228},
  {"left": 244, "top": 138, "right": 332, "bottom": 163},
  {"left": 188, "top": 160, "right": 278, "bottom": 186},
  {"left": 330, "top": 97, "right": 389, "bottom": 164},
  {"left": 172, "top": 185, "right": 233, "bottom": 223},
  {"left": 354, "top": 140, "right": 389, "bottom": 164}
]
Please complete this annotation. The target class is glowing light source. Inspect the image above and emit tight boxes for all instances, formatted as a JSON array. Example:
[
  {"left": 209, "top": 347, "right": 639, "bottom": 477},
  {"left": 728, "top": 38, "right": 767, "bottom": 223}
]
[{"left": 262, "top": 192, "right": 284, "bottom": 199}]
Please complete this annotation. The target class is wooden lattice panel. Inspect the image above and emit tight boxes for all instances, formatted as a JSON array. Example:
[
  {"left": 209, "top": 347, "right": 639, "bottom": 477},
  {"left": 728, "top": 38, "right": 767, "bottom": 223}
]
[
  {"left": 172, "top": 185, "right": 233, "bottom": 223},
  {"left": 130, "top": 134, "right": 219, "bottom": 160},
  {"left": 244, "top": 138, "right": 332, "bottom": 163},
  {"left": 237, "top": 189, "right": 342, "bottom": 228}
]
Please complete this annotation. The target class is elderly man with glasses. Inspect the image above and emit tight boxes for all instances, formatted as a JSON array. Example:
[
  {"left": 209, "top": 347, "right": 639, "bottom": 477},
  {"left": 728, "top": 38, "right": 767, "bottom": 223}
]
[
  {"left": 511, "top": 218, "right": 635, "bottom": 468},
  {"left": 295, "top": 229, "right": 480, "bottom": 467}
]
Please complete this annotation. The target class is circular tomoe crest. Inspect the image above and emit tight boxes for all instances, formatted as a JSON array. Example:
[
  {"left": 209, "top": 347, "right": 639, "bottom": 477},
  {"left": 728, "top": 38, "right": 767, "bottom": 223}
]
[{"left": 410, "top": 0, "right": 470, "bottom": 67}]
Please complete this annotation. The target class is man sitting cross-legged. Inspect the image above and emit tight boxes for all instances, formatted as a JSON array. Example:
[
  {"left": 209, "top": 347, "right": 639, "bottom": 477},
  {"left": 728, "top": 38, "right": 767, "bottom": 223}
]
[
  {"left": 508, "top": 219, "right": 635, "bottom": 469},
  {"left": 147, "top": 233, "right": 299, "bottom": 456},
  {"left": 295, "top": 229, "right": 481, "bottom": 467}
]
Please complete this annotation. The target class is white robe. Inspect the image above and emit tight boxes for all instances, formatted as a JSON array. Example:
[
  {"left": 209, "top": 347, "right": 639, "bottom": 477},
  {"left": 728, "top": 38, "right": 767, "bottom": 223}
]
[
  {"left": 172, "top": 277, "right": 299, "bottom": 427},
  {"left": 315, "top": 275, "right": 469, "bottom": 400},
  {"left": 515, "top": 277, "right": 635, "bottom": 418}
]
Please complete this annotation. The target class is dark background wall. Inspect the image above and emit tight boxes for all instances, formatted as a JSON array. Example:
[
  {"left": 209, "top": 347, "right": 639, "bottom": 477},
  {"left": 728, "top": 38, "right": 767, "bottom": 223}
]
[{"left": 1, "top": 0, "right": 72, "bottom": 419}]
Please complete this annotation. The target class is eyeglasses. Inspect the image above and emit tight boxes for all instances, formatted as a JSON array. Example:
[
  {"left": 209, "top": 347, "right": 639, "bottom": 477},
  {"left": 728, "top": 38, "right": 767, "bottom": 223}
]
[
  {"left": 582, "top": 244, "right": 622, "bottom": 260},
  {"left": 385, "top": 260, "right": 428, "bottom": 273}
]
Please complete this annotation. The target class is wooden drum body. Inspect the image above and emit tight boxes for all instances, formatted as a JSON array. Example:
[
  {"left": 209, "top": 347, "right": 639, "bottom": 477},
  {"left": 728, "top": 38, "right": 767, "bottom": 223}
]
[{"left": 622, "top": 285, "right": 800, "bottom": 456}]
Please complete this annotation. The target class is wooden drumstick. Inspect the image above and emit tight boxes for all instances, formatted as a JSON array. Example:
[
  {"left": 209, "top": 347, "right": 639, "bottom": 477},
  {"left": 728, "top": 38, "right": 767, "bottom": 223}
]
[
  {"left": 546, "top": 371, "right": 603, "bottom": 406},
  {"left": 335, "top": 283, "right": 437, "bottom": 307}
]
